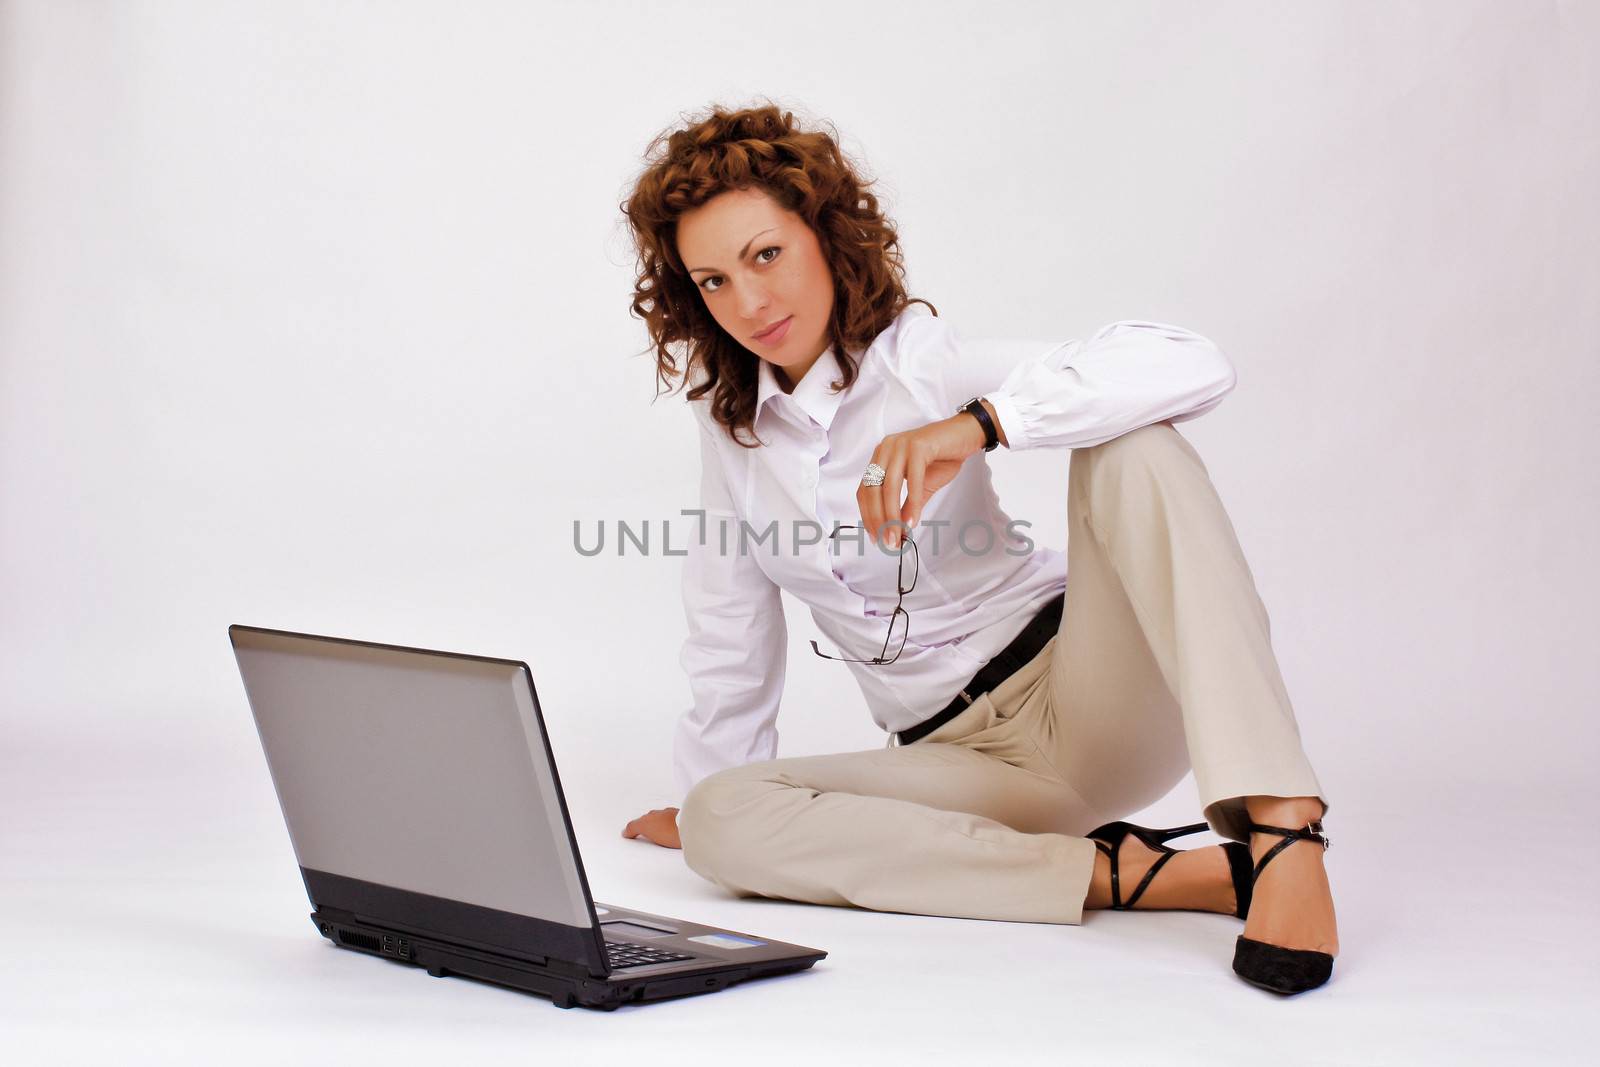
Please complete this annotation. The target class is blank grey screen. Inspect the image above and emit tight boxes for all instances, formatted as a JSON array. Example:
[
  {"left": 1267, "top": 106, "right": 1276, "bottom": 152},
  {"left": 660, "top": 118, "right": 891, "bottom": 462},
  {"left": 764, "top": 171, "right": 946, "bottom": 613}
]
[{"left": 232, "top": 629, "right": 591, "bottom": 929}]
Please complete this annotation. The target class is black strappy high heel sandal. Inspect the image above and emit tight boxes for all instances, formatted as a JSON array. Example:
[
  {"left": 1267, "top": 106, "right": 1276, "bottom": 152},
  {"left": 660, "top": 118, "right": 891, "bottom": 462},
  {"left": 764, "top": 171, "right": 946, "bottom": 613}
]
[
  {"left": 1087, "top": 820, "right": 1255, "bottom": 917},
  {"left": 1232, "top": 819, "right": 1334, "bottom": 994}
]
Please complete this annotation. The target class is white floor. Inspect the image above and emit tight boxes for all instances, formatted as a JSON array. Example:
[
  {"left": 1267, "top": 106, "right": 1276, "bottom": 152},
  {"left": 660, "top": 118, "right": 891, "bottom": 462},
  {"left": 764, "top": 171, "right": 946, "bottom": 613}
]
[{"left": 5, "top": 728, "right": 1593, "bottom": 1066}]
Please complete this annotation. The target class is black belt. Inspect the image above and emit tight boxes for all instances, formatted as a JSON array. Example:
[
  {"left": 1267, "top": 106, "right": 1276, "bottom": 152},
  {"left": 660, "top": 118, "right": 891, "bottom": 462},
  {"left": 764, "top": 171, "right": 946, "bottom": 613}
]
[{"left": 896, "top": 591, "right": 1066, "bottom": 746}]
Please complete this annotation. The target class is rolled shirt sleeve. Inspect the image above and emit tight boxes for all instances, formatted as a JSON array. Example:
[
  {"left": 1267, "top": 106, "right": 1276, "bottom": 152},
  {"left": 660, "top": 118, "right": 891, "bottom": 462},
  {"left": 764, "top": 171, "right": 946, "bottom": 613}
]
[
  {"left": 902, "top": 312, "right": 1237, "bottom": 451},
  {"left": 672, "top": 407, "right": 788, "bottom": 801}
]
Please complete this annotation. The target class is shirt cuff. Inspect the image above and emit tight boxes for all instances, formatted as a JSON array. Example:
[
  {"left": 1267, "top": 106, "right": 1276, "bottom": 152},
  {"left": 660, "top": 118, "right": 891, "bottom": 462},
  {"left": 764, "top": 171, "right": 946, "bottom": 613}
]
[{"left": 980, "top": 389, "right": 1028, "bottom": 451}]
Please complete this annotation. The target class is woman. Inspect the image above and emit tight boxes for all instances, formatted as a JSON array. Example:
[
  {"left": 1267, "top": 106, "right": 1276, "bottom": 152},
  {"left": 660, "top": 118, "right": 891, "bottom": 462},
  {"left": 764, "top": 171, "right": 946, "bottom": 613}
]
[{"left": 618, "top": 102, "right": 1338, "bottom": 995}]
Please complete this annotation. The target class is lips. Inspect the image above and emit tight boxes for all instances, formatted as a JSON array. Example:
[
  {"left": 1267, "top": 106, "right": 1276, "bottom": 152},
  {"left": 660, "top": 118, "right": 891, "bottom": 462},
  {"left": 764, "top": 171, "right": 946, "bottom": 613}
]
[{"left": 753, "top": 315, "right": 792, "bottom": 342}]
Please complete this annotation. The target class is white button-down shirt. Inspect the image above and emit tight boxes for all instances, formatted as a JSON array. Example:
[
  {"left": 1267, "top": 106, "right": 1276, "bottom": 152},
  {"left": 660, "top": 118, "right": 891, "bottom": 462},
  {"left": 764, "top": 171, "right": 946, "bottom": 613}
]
[{"left": 673, "top": 304, "right": 1236, "bottom": 800}]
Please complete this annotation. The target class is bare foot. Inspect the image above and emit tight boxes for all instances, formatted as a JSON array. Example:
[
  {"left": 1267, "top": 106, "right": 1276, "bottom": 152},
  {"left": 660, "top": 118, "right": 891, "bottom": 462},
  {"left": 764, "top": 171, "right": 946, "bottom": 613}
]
[
  {"left": 1239, "top": 797, "right": 1339, "bottom": 956},
  {"left": 1085, "top": 830, "right": 1239, "bottom": 914}
]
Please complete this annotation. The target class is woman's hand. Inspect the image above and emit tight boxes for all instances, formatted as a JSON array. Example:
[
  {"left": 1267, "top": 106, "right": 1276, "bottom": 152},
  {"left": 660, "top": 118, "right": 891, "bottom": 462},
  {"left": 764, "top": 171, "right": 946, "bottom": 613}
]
[
  {"left": 858, "top": 406, "right": 997, "bottom": 548},
  {"left": 622, "top": 806, "right": 682, "bottom": 849}
]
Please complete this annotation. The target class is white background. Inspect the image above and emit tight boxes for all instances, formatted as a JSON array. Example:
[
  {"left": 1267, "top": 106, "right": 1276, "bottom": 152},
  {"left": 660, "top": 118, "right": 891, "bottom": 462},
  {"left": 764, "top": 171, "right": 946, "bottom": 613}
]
[{"left": 3, "top": 0, "right": 1595, "bottom": 1062}]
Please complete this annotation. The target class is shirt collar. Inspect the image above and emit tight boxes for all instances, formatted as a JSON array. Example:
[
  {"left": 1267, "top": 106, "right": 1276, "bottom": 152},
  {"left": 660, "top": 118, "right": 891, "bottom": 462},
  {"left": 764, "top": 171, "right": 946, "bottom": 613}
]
[{"left": 756, "top": 344, "right": 848, "bottom": 433}]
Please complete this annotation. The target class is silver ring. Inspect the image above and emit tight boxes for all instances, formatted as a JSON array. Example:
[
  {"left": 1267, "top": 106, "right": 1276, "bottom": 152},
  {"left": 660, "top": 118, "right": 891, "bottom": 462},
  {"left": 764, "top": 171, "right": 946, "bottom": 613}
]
[{"left": 861, "top": 462, "right": 887, "bottom": 487}]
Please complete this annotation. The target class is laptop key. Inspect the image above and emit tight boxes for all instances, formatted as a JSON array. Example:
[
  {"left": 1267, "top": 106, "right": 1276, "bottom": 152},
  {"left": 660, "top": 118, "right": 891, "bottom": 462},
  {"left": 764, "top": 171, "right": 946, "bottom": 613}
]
[{"left": 605, "top": 939, "right": 695, "bottom": 968}]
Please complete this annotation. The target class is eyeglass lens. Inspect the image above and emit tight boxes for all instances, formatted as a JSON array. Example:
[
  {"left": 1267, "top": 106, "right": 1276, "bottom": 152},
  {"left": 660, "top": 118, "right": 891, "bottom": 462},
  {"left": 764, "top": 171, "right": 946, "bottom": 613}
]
[
  {"left": 898, "top": 538, "right": 919, "bottom": 595},
  {"left": 882, "top": 606, "right": 909, "bottom": 661}
]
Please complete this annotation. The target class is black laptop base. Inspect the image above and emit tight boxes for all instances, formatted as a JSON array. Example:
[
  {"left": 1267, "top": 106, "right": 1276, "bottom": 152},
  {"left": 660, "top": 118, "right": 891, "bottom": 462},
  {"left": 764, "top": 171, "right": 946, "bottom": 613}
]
[{"left": 311, "top": 909, "right": 822, "bottom": 1011}]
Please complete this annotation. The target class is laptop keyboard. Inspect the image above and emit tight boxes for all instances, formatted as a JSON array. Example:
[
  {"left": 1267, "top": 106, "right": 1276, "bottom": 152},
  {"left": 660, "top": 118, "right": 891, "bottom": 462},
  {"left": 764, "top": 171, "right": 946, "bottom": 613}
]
[{"left": 605, "top": 939, "right": 696, "bottom": 970}]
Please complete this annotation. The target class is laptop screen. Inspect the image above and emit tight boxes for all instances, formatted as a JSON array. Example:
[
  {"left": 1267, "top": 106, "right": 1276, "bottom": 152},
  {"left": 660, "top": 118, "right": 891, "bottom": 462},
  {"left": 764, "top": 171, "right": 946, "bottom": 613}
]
[{"left": 230, "top": 627, "right": 595, "bottom": 938}]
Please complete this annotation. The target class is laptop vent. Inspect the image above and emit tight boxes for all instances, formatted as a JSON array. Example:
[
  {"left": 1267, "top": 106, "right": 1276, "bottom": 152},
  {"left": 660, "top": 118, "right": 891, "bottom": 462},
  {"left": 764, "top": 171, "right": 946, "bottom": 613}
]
[{"left": 337, "top": 929, "right": 382, "bottom": 952}]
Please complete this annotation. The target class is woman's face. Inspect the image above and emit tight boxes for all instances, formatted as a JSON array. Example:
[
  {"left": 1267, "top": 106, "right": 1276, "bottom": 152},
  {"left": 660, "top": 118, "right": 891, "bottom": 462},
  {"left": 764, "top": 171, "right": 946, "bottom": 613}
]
[{"left": 676, "top": 186, "right": 836, "bottom": 389}]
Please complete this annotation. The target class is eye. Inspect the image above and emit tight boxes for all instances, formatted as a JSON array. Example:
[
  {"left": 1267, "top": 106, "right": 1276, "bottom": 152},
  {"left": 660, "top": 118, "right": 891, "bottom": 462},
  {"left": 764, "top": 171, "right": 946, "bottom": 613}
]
[{"left": 697, "top": 247, "right": 781, "bottom": 293}]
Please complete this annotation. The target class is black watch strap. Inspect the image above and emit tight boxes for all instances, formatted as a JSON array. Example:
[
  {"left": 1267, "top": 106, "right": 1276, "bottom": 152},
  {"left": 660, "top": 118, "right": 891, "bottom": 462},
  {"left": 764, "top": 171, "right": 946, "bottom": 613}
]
[{"left": 959, "top": 397, "right": 1000, "bottom": 452}]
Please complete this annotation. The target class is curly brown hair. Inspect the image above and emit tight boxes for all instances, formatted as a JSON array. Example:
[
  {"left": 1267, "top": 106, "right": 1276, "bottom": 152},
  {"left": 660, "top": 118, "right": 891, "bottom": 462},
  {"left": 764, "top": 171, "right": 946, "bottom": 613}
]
[{"left": 620, "top": 100, "right": 937, "bottom": 448}]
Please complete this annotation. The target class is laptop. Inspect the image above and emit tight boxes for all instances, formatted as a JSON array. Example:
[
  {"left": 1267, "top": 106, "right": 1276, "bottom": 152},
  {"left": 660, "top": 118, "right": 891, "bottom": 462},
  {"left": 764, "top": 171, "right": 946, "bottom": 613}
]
[{"left": 228, "top": 623, "right": 827, "bottom": 1011}]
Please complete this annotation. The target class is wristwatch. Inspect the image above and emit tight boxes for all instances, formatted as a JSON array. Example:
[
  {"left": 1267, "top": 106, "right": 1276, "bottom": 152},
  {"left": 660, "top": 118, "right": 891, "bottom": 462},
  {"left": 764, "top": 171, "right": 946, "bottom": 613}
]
[{"left": 958, "top": 396, "right": 999, "bottom": 452}]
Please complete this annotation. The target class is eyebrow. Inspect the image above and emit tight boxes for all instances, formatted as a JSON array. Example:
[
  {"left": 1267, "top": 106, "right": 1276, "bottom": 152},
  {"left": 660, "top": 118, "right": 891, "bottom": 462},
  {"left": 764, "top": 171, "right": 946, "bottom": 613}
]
[{"left": 687, "top": 227, "right": 779, "bottom": 275}]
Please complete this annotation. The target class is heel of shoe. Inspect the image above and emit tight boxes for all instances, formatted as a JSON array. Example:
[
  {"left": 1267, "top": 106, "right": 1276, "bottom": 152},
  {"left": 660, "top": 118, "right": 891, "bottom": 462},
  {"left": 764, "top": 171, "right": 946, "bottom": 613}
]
[
  {"left": 1086, "top": 819, "right": 1217, "bottom": 913},
  {"left": 1222, "top": 841, "right": 1253, "bottom": 920},
  {"left": 1147, "top": 821, "right": 1210, "bottom": 847},
  {"left": 1088, "top": 820, "right": 1210, "bottom": 852},
  {"left": 1086, "top": 820, "right": 1133, "bottom": 844}
]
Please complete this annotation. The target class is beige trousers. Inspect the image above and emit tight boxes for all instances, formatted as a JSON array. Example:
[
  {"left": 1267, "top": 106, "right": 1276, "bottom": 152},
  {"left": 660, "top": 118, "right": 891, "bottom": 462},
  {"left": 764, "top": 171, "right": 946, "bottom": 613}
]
[{"left": 677, "top": 421, "right": 1328, "bottom": 925}]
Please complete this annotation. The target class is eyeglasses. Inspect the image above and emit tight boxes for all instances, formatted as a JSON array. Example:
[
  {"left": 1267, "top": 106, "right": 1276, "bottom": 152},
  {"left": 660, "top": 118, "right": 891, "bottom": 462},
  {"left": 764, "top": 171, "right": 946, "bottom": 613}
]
[{"left": 809, "top": 524, "right": 919, "bottom": 665}]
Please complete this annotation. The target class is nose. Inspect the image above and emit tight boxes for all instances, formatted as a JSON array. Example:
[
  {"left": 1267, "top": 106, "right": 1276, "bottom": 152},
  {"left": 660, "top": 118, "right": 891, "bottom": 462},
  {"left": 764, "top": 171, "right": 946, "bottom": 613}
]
[{"left": 736, "top": 279, "right": 770, "bottom": 322}]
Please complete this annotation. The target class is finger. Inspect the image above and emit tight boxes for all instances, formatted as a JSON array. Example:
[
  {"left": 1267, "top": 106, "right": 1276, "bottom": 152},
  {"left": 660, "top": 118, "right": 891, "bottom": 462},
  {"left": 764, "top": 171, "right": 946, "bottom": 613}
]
[
  {"left": 902, "top": 442, "right": 926, "bottom": 530},
  {"left": 855, "top": 454, "right": 874, "bottom": 542},
  {"left": 858, "top": 440, "right": 890, "bottom": 543},
  {"left": 879, "top": 444, "right": 908, "bottom": 548},
  {"left": 864, "top": 444, "right": 889, "bottom": 547}
]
